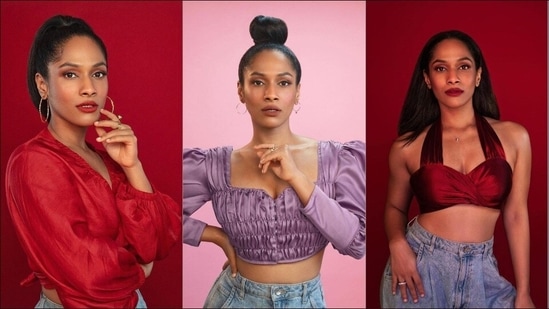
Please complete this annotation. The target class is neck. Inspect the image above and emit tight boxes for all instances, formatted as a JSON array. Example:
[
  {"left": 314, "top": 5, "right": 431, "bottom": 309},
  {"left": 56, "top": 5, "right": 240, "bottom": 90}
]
[
  {"left": 249, "top": 125, "right": 298, "bottom": 147},
  {"left": 47, "top": 121, "right": 89, "bottom": 152},
  {"left": 439, "top": 106, "right": 476, "bottom": 130}
]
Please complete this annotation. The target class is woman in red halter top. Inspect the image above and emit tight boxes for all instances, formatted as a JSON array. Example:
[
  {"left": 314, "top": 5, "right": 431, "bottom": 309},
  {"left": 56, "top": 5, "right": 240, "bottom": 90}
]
[{"left": 380, "top": 30, "right": 534, "bottom": 308}]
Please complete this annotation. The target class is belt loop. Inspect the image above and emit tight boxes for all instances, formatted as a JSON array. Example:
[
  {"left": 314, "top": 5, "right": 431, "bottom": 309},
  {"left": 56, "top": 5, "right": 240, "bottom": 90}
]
[
  {"left": 239, "top": 274, "right": 245, "bottom": 299},
  {"left": 302, "top": 281, "right": 308, "bottom": 304}
]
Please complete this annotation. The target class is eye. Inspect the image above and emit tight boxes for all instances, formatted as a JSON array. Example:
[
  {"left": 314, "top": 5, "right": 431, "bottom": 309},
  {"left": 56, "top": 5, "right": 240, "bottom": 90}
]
[
  {"left": 251, "top": 80, "right": 264, "bottom": 86},
  {"left": 459, "top": 64, "right": 471, "bottom": 70},
  {"left": 279, "top": 80, "right": 291, "bottom": 87},
  {"left": 434, "top": 66, "right": 446, "bottom": 72},
  {"left": 64, "top": 72, "right": 77, "bottom": 79},
  {"left": 93, "top": 71, "right": 107, "bottom": 78}
]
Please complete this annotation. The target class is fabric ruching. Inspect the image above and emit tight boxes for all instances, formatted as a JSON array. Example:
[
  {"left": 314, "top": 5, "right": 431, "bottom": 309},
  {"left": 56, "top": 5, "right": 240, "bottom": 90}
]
[
  {"left": 183, "top": 140, "right": 366, "bottom": 264},
  {"left": 5, "top": 128, "right": 181, "bottom": 308}
]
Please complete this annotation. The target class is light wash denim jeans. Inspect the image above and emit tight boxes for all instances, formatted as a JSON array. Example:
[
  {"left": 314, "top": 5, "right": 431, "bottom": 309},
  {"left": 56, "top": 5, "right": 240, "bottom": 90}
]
[
  {"left": 204, "top": 266, "right": 326, "bottom": 308},
  {"left": 35, "top": 289, "right": 147, "bottom": 308},
  {"left": 381, "top": 218, "right": 516, "bottom": 308}
]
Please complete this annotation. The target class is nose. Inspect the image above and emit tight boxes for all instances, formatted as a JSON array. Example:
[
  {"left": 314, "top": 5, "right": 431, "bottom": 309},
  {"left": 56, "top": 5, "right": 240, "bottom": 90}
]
[
  {"left": 264, "top": 83, "right": 278, "bottom": 101},
  {"left": 447, "top": 69, "right": 460, "bottom": 84},
  {"left": 80, "top": 75, "right": 97, "bottom": 97}
]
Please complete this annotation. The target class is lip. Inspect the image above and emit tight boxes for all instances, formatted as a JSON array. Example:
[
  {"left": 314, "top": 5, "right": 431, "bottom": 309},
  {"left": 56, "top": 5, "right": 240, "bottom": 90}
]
[
  {"left": 261, "top": 105, "right": 281, "bottom": 116},
  {"left": 444, "top": 88, "right": 464, "bottom": 97},
  {"left": 76, "top": 101, "right": 98, "bottom": 113}
]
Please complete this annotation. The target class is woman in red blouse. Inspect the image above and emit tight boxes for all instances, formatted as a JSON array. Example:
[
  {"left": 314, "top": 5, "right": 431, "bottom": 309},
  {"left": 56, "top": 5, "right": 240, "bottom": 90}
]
[{"left": 4, "top": 15, "right": 181, "bottom": 308}]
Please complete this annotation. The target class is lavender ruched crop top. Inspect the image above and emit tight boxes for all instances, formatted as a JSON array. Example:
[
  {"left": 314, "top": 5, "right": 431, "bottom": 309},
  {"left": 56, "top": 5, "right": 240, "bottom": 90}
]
[{"left": 183, "top": 140, "right": 365, "bottom": 264}]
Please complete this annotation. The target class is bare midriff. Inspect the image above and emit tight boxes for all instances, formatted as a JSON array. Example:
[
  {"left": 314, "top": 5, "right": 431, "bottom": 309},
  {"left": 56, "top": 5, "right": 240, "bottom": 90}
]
[
  {"left": 42, "top": 286, "right": 62, "bottom": 305},
  {"left": 235, "top": 248, "right": 325, "bottom": 284},
  {"left": 417, "top": 204, "right": 500, "bottom": 243}
]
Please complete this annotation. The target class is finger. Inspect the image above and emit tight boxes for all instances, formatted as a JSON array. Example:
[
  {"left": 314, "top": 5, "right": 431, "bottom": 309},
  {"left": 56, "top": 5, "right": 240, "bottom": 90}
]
[
  {"left": 99, "top": 108, "right": 123, "bottom": 121},
  {"left": 398, "top": 280, "right": 409, "bottom": 303},
  {"left": 413, "top": 274, "right": 426, "bottom": 299},
  {"left": 261, "top": 161, "right": 271, "bottom": 174},
  {"left": 230, "top": 259, "right": 237, "bottom": 278}
]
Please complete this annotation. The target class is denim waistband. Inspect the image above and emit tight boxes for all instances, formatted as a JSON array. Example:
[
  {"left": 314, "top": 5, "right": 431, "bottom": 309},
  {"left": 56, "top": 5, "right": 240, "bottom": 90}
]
[
  {"left": 226, "top": 267, "right": 322, "bottom": 300},
  {"left": 407, "top": 217, "right": 493, "bottom": 257}
]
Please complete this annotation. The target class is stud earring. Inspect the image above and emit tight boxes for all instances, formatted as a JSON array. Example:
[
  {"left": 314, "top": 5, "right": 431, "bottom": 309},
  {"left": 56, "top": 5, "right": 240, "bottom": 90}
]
[{"left": 236, "top": 103, "right": 247, "bottom": 115}]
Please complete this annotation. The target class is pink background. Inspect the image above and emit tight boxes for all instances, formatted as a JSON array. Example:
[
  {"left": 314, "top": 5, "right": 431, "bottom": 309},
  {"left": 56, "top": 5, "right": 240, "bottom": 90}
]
[
  {"left": 182, "top": 1, "right": 365, "bottom": 308},
  {"left": 366, "top": 1, "right": 547, "bottom": 308},
  {"left": 0, "top": 1, "right": 182, "bottom": 307}
]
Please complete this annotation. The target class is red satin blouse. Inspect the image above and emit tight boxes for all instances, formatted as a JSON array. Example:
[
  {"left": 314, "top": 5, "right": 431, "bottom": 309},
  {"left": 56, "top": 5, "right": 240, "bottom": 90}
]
[{"left": 5, "top": 128, "right": 181, "bottom": 308}]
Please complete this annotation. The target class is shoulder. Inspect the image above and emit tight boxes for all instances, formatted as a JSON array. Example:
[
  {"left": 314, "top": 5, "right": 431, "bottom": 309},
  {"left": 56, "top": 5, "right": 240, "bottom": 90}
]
[
  {"left": 486, "top": 117, "right": 530, "bottom": 150},
  {"left": 183, "top": 146, "right": 232, "bottom": 161}
]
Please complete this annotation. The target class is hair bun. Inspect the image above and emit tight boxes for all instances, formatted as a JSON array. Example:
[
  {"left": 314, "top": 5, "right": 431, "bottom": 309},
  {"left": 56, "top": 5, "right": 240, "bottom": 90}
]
[{"left": 249, "top": 15, "right": 288, "bottom": 45}]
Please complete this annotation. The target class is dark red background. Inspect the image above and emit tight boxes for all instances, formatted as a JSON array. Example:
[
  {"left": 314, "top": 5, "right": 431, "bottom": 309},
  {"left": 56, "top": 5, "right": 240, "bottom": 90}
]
[
  {"left": 366, "top": 1, "right": 547, "bottom": 307},
  {"left": 1, "top": 1, "right": 182, "bottom": 308}
]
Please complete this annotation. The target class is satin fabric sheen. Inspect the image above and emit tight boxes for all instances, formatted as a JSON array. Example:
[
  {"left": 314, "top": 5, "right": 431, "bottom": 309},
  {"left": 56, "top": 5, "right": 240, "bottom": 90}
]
[
  {"left": 410, "top": 114, "right": 512, "bottom": 213},
  {"left": 5, "top": 128, "right": 181, "bottom": 308},
  {"left": 183, "top": 140, "right": 365, "bottom": 264}
]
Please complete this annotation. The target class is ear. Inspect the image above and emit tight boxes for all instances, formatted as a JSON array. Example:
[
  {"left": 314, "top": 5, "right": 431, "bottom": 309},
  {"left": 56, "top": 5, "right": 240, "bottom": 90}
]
[
  {"left": 295, "top": 83, "right": 301, "bottom": 103},
  {"left": 35, "top": 73, "right": 49, "bottom": 98},
  {"left": 237, "top": 81, "right": 245, "bottom": 103},
  {"left": 422, "top": 71, "right": 431, "bottom": 89},
  {"left": 475, "top": 67, "right": 482, "bottom": 87}
]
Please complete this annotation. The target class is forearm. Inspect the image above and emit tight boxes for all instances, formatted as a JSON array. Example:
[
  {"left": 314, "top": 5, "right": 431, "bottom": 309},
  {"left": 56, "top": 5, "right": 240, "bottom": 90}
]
[
  {"left": 504, "top": 211, "right": 531, "bottom": 295},
  {"left": 121, "top": 161, "right": 153, "bottom": 193},
  {"left": 385, "top": 205, "right": 409, "bottom": 251}
]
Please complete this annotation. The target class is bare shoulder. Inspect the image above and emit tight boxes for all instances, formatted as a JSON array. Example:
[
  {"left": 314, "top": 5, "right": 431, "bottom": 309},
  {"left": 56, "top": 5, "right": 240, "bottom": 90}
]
[
  {"left": 389, "top": 126, "right": 430, "bottom": 173},
  {"left": 486, "top": 117, "right": 531, "bottom": 149}
]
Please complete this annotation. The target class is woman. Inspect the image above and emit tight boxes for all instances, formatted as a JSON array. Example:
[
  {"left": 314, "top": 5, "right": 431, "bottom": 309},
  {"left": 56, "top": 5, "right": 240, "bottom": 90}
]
[
  {"left": 380, "top": 30, "right": 534, "bottom": 308},
  {"left": 5, "top": 15, "right": 181, "bottom": 308},
  {"left": 183, "top": 15, "right": 365, "bottom": 308}
]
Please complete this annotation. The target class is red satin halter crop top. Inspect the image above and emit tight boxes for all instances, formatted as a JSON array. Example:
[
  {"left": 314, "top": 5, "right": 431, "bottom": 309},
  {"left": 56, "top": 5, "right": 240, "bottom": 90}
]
[{"left": 410, "top": 114, "right": 512, "bottom": 214}]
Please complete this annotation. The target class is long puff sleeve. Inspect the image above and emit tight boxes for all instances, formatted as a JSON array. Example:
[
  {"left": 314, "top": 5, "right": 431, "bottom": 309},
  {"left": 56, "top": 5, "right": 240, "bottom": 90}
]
[
  {"left": 300, "top": 140, "right": 366, "bottom": 259},
  {"left": 182, "top": 148, "right": 211, "bottom": 246},
  {"left": 112, "top": 163, "right": 181, "bottom": 263}
]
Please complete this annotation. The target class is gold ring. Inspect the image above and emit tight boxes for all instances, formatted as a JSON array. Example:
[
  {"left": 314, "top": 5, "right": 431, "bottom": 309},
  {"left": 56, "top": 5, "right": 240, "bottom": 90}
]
[{"left": 270, "top": 145, "right": 277, "bottom": 152}]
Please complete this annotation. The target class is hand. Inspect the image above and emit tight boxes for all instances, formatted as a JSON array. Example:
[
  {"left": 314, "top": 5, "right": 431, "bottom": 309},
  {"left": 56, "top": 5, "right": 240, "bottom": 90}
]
[
  {"left": 94, "top": 109, "right": 139, "bottom": 168},
  {"left": 139, "top": 261, "right": 154, "bottom": 278},
  {"left": 389, "top": 240, "right": 425, "bottom": 303},
  {"left": 254, "top": 144, "right": 301, "bottom": 182},
  {"left": 217, "top": 231, "right": 238, "bottom": 278}
]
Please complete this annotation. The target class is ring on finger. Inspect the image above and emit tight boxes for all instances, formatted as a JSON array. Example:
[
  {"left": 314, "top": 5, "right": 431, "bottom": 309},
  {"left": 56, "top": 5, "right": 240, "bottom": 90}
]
[
  {"left": 117, "top": 115, "right": 123, "bottom": 120},
  {"left": 270, "top": 145, "right": 277, "bottom": 152},
  {"left": 397, "top": 281, "right": 407, "bottom": 286}
]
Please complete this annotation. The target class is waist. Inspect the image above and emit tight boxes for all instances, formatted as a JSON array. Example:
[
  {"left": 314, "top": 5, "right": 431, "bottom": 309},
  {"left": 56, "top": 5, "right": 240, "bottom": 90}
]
[
  {"left": 417, "top": 205, "right": 499, "bottom": 242},
  {"left": 227, "top": 266, "right": 323, "bottom": 299},
  {"left": 236, "top": 248, "right": 324, "bottom": 284},
  {"left": 42, "top": 287, "right": 62, "bottom": 306},
  {"left": 408, "top": 217, "right": 494, "bottom": 256}
]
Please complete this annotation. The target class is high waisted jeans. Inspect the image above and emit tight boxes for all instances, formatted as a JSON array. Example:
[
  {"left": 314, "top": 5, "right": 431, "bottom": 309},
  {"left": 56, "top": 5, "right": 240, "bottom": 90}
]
[
  {"left": 204, "top": 266, "right": 326, "bottom": 308},
  {"left": 381, "top": 218, "right": 516, "bottom": 308},
  {"left": 35, "top": 289, "right": 147, "bottom": 308}
]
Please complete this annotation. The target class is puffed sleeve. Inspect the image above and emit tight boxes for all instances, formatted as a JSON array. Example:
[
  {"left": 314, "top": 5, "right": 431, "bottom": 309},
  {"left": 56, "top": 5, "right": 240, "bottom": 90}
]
[
  {"left": 114, "top": 177, "right": 182, "bottom": 263},
  {"left": 300, "top": 140, "right": 366, "bottom": 259},
  {"left": 5, "top": 148, "right": 144, "bottom": 308},
  {"left": 182, "top": 148, "right": 211, "bottom": 246}
]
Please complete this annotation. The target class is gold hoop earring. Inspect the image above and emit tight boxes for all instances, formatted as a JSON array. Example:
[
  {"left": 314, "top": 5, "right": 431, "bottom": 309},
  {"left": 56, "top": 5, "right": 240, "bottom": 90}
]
[
  {"left": 38, "top": 98, "right": 50, "bottom": 123},
  {"left": 293, "top": 102, "right": 301, "bottom": 114},
  {"left": 236, "top": 103, "right": 247, "bottom": 115},
  {"left": 106, "top": 96, "right": 115, "bottom": 113}
]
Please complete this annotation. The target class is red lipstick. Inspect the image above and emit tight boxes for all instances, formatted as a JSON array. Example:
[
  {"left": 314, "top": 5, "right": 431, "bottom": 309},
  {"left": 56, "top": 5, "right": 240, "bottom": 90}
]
[
  {"left": 445, "top": 88, "right": 464, "bottom": 97},
  {"left": 76, "top": 101, "right": 98, "bottom": 113}
]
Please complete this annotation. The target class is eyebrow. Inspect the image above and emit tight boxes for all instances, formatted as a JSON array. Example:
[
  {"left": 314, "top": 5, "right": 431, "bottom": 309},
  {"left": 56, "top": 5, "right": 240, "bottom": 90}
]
[
  {"left": 249, "top": 72, "right": 294, "bottom": 78},
  {"left": 430, "top": 57, "right": 473, "bottom": 65},
  {"left": 57, "top": 61, "right": 107, "bottom": 69}
]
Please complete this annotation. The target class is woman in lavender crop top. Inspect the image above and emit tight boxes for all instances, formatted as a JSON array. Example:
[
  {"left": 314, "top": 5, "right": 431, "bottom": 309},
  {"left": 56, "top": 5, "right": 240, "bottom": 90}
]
[
  {"left": 183, "top": 15, "right": 365, "bottom": 308},
  {"left": 380, "top": 30, "right": 534, "bottom": 308}
]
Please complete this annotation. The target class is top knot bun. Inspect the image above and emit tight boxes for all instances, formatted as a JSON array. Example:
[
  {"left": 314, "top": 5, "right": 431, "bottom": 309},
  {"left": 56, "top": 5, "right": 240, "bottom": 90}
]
[{"left": 249, "top": 15, "right": 288, "bottom": 45}]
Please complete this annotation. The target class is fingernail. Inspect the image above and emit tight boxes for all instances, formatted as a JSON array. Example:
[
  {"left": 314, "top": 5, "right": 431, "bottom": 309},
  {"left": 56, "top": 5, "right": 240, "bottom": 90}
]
[
  {"left": 232, "top": 273, "right": 236, "bottom": 278},
  {"left": 96, "top": 137, "right": 101, "bottom": 141}
]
